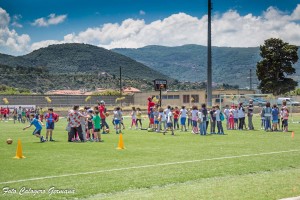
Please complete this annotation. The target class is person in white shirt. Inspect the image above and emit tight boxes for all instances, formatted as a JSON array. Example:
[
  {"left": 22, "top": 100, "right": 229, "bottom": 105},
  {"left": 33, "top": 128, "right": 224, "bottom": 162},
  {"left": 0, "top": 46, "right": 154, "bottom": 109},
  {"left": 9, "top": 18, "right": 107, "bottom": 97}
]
[
  {"left": 191, "top": 105, "right": 199, "bottom": 134},
  {"left": 223, "top": 105, "right": 230, "bottom": 130},
  {"left": 214, "top": 105, "right": 224, "bottom": 134},
  {"left": 232, "top": 105, "right": 239, "bottom": 130},
  {"left": 157, "top": 107, "right": 167, "bottom": 134},
  {"left": 238, "top": 103, "right": 245, "bottom": 130},
  {"left": 180, "top": 105, "right": 187, "bottom": 132},
  {"left": 166, "top": 107, "right": 174, "bottom": 135}
]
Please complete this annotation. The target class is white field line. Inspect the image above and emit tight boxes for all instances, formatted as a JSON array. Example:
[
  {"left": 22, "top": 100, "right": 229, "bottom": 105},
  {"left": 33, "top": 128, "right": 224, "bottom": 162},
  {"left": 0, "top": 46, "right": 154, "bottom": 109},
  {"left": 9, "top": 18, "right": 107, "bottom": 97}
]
[{"left": 0, "top": 149, "right": 299, "bottom": 185}]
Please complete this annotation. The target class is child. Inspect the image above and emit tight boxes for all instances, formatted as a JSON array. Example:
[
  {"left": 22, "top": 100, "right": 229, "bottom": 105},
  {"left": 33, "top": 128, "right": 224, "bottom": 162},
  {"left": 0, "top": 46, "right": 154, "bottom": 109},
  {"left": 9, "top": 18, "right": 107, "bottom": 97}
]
[
  {"left": 260, "top": 108, "right": 265, "bottom": 129},
  {"left": 187, "top": 108, "right": 192, "bottom": 130},
  {"left": 272, "top": 105, "right": 279, "bottom": 131},
  {"left": 173, "top": 107, "right": 180, "bottom": 130},
  {"left": 153, "top": 107, "right": 159, "bottom": 131},
  {"left": 282, "top": 106, "right": 289, "bottom": 132},
  {"left": 180, "top": 106, "right": 187, "bottom": 132},
  {"left": 136, "top": 108, "right": 142, "bottom": 129},
  {"left": 215, "top": 105, "right": 224, "bottom": 135},
  {"left": 167, "top": 107, "right": 174, "bottom": 135},
  {"left": 23, "top": 113, "right": 46, "bottom": 142},
  {"left": 44, "top": 108, "right": 59, "bottom": 142},
  {"left": 130, "top": 107, "right": 137, "bottom": 129},
  {"left": 233, "top": 106, "right": 239, "bottom": 130},
  {"left": 229, "top": 111, "right": 234, "bottom": 130},
  {"left": 149, "top": 107, "right": 155, "bottom": 130},
  {"left": 113, "top": 107, "right": 122, "bottom": 134},
  {"left": 157, "top": 107, "right": 167, "bottom": 134},
  {"left": 198, "top": 109, "right": 204, "bottom": 135},
  {"left": 191, "top": 105, "right": 199, "bottom": 134},
  {"left": 93, "top": 111, "right": 103, "bottom": 142},
  {"left": 13, "top": 109, "right": 17, "bottom": 124},
  {"left": 86, "top": 110, "right": 95, "bottom": 141}
]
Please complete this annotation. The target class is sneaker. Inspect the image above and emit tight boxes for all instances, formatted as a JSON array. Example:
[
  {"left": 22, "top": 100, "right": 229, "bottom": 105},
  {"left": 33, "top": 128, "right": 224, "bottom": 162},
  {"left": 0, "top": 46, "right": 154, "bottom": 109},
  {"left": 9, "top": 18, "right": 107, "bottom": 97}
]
[{"left": 50, "top": 139, "right": 55, "bottom": 142}]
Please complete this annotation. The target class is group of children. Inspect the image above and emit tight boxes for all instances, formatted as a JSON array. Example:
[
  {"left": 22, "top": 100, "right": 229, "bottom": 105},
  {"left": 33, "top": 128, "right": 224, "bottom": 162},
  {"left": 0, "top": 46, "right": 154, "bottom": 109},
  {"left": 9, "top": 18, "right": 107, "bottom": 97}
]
[
  {"left": 146, "top": 103, "right": 225, "bottom": 135},
  {"left": 19, "top": 98, "right": 291, "bottom": 143}
]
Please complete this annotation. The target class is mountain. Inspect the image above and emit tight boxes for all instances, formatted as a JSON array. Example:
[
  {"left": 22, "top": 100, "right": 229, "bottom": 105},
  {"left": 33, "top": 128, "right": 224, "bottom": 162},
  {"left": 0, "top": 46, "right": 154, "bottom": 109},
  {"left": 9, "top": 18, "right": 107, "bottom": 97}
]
[
  {"left": 112, "top": 45, "right": 300, "bottom": 88},
  {"left": 0, "top": 43, "right": 169, "bottom": 80}
]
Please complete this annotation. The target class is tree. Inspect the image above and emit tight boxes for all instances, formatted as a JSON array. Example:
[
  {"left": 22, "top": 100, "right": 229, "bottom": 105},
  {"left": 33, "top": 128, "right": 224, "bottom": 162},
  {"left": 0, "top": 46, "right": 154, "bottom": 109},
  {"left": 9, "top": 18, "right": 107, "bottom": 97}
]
[{"left": 256, "top": 38, "right": 298, "bottom": 95}]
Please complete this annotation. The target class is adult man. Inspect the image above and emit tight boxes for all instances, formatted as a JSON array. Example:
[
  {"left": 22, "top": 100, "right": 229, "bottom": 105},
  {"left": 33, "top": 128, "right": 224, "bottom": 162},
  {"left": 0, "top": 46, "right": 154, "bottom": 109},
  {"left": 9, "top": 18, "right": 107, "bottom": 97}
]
[
  {"left": 247, "top": 99, "right": 254, "bottom": 130},
  {"left": 44, "top": 108, "right": 59, "bottom": 141},
  {"left": 98, "top": 100, "right": 109, "bottom": 134}
]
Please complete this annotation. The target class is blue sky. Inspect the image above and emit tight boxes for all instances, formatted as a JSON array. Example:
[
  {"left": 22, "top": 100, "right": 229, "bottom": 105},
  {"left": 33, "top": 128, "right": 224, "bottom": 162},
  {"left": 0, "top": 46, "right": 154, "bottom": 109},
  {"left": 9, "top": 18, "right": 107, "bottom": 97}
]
[{"left": 0, "top": 0, "right": 300, "bottom": 55}]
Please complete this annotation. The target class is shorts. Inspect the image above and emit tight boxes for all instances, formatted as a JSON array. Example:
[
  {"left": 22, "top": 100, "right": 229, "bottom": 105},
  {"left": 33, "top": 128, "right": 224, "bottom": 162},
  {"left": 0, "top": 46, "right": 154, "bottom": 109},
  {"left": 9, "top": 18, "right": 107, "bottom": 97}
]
[
  {"left": 167, "top": 122, "right": 173, "bottom": 128},
  {"left": 283, "top": 119, "right": 288, "bottom": 127},
  {"left": 180, "top": 117, "right": 186, "bottom": 125},
  {"left": 155, "top": 120, "right": 159, "bottom": 124},
  {"left": 88, "top": 124, "right": 93, "bottom": 130},
  {"left": 94, "top": 129, "right": 100, "bottom": 132},
  {"left": 114, "top": 119, "right": 120, "bottom": 125},
  {"left": 272, "top": 120, "right": 278, "bottom": 124},
  {"left": 33, "top": 129, "right": 41, "bottom": 135},
  {"left": 192, "top": 120, "right": 197, "bottom": 127},
  {"left": 150, "top": 118, "right": 154, "bottom": 124},
  {"left": 234, "top": 118, "right": 238, "bottom": 123},
  {"left": 46, "top": 122, "right": 55, "bottom": 130}
]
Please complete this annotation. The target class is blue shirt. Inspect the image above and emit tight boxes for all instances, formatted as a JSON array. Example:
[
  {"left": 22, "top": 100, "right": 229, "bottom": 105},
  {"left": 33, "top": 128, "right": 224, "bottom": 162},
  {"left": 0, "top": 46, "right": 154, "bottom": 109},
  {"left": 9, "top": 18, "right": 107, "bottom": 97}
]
[
  {"left": 272, "top": 108, "right": 279, "bottom": 121},
  {"left": 30, "top": 118, "right": 42, "bottom": 130}
]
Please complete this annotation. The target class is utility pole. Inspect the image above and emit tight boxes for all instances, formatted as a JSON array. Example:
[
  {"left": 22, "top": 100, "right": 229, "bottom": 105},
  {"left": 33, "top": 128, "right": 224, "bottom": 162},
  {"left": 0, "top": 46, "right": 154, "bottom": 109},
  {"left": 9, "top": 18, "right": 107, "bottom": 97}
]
[
  {"left": 207, "top": 0, "right": 213, "bottom": 107},
  {"left": 119, "top": 66, "right": 122, "bottom": 106},
  {"left": 249, "top": 69, "right": 252, "bottom": 90}
]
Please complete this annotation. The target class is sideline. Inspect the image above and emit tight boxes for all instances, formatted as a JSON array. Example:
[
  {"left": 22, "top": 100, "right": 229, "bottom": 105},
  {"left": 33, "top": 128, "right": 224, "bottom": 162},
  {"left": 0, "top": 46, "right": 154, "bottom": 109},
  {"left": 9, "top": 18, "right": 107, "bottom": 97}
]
[{"left": 0, "top": 149, "right": 299, "bottom": 185}]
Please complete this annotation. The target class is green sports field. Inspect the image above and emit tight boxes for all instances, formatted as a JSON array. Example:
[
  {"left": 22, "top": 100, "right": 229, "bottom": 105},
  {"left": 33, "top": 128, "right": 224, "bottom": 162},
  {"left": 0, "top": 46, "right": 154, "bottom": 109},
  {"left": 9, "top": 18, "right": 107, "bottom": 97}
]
[{"left": 1, "top": 115, "right": 300, "bottom": 200}]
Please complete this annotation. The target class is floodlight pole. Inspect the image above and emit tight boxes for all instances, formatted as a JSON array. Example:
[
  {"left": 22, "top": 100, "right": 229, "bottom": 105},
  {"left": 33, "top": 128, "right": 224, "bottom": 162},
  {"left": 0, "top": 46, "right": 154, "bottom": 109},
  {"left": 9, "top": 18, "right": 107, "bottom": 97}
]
[
  {"left": 207, "top": 0, "right": 213, "bottom": 107},
  {"left": 120, "top": 66, "right": 122, "bottom": 107}
]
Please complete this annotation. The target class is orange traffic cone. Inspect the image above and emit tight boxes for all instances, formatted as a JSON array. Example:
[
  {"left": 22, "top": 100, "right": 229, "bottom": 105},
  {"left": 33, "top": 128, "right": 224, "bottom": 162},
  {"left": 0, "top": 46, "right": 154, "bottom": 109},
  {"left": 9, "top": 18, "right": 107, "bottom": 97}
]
[
  {"left": 291, "top": 131, "right": 295, "bottom": 139},
  {"left": 14, "top": 139, "right": 25, "bottom": 159},
  {"left": 116, "top": 133, "right": 125, "bottom": 150}
]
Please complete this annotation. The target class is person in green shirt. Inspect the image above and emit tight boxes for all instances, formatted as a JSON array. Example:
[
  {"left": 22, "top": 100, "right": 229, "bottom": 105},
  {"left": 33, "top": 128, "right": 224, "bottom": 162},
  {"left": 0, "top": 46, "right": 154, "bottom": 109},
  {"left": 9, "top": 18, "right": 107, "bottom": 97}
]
[
  {"left": 92, "top": 111, "right": 103, "bottom": 142},
  {"left": 21, "top": 109, "right": 26, "bottom": 123}
]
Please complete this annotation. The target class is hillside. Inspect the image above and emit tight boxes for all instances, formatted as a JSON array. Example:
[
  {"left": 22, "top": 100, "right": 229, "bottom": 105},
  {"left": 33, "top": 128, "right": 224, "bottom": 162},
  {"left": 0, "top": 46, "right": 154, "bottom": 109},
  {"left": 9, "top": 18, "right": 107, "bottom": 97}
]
[
  {"left": 0, "top": 43, "right": 169, "bottom": 81},
  {"left": 113, "top": 45, "right": 300, "bottom": 88}
]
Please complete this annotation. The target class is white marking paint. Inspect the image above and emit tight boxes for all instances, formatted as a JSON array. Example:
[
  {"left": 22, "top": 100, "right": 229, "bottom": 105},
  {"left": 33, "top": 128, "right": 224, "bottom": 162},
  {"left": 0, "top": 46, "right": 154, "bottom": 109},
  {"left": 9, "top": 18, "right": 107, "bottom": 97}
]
[{"left": 0, "top": 149, "right": 299, "bottom": 185}]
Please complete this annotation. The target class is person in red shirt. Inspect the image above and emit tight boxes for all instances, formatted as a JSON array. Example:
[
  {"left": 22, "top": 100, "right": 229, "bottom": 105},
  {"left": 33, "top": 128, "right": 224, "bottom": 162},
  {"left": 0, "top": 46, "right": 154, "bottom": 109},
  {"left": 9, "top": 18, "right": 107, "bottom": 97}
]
[
  {"left": 173, "top": 106, "right": 180, "bottom": 130},
  {"left": 98, "top": 100, "right": 109, "bottom": 134},
  {"left": 147, "top": 96, "right": 156, "bottom": 128},
  {"left": 0, "top": 107, "right": 4, "bottom": 121}
]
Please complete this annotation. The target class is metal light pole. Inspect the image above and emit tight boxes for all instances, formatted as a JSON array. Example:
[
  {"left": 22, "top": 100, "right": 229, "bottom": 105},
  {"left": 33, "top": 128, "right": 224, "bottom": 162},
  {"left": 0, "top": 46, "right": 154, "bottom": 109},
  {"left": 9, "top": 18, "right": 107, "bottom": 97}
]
[
  {"left": 207, "top": 0, "right": 213, "bottom": 107},
  {"left": 119, "top": 66, "right": 122, "bottom": 106}
]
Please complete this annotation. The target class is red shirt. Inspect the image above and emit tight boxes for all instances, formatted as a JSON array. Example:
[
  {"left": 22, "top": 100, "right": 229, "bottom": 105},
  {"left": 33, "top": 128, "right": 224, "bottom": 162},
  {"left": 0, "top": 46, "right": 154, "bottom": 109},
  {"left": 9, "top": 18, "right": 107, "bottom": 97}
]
[
  {"left": 147, "top": 101, "right": 155, "bottom": 114},
  {"left": 173, "top": 110, "right": 180, "bottom": 119},
  {"left": 98, "top": 105, "right": 106, "bottom": 119}
]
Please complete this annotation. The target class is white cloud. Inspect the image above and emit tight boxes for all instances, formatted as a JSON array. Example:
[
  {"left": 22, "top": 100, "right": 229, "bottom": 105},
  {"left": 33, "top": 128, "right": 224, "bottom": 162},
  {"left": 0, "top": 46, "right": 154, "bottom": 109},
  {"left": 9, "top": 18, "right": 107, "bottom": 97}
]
[
  {"left": 31, "top": 13, "right": 67, "bottom": 27},
  {"left": 31, "top": 4, "right": 300, "bottom": 51},
  {"left": 2, "top": 4, "right": 300, "bottom": 55},
  {"left": 139, "top": 10, "right": 146, "bottom": 15},
  {"left": 11, "top": 14, "right": 23, "bottom": 28},
  {"left": 0, "top": 8, "right": 30, "bottom": 55}
]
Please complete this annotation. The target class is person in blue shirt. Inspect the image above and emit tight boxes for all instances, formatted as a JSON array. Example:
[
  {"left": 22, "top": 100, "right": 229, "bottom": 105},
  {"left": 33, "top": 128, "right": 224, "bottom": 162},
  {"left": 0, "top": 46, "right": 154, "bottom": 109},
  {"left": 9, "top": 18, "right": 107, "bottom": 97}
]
[
  {"left": 271, "top": 104, "right": 279, "bottom": 131},
  {"left": 23, "top": 113, "right": 46, "bottom": 142}
]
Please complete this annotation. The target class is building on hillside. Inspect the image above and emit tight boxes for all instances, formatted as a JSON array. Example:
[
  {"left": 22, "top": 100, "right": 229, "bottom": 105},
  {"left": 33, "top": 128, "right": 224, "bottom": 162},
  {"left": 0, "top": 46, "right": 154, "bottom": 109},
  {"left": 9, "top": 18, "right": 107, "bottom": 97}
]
[
  {"left": 123, "top": 87, "right": 141, "bottom": 94},
  {"left": 133, "top": 89, "right": 255, "bottom": 107}
]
